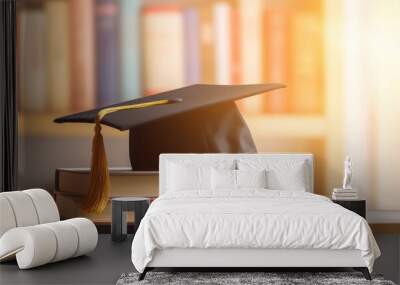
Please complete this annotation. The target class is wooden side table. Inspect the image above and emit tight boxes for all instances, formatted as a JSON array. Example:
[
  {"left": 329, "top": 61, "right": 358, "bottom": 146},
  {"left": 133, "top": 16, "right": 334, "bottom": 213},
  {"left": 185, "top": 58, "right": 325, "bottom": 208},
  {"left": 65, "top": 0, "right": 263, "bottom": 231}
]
[
  {"left": 332, "top": 199, "right": 366, "bottom": 218},
  {"left": 111, "top": 197, "right": 150, "bottom": 242}
]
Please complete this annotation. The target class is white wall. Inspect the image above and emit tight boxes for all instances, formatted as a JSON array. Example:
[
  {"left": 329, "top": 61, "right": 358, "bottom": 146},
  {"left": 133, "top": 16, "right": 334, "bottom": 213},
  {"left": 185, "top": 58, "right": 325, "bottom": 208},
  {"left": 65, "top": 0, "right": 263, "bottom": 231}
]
[{"left": 341, "top": 0, "right": 400, "bottom": 211}]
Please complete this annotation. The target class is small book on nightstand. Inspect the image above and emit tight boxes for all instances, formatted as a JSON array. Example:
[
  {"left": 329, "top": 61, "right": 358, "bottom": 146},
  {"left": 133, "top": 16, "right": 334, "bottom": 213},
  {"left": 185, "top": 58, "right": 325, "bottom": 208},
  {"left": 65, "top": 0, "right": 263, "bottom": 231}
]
[
  {"left": 332, "top": 187, "right": 358, "bottom": 200},
  {"left": 54, "top": 168, "right": 158, "bottom": 225}
]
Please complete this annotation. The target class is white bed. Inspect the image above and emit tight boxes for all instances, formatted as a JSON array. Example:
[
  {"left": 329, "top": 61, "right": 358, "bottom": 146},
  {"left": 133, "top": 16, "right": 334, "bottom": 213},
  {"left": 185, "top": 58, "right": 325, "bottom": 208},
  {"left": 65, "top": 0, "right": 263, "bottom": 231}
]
[{"left": 131, "top": 154, "right": 380, "bottom": 280}]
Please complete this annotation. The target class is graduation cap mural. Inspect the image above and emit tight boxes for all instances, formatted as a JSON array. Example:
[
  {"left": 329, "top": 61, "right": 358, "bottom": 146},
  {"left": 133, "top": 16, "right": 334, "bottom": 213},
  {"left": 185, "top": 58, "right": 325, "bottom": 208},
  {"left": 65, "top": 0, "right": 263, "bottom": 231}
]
[{"left": 55, "top": 83, "right": 285, "bottom": 212}]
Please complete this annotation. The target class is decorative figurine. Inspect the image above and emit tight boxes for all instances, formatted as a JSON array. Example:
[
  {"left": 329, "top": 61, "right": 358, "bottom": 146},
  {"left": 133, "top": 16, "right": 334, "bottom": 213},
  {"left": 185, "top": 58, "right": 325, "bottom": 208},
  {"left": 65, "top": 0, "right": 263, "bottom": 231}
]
[{"left": 342, "top": 156, "right": 353, "bottom": 190}]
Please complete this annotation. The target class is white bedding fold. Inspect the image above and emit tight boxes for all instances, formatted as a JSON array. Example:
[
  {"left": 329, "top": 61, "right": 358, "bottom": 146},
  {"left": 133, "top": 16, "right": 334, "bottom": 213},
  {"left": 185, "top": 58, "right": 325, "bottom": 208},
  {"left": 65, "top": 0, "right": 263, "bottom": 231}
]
[{"left": 131, "top": 190, "right": 380, "bottom": 273}]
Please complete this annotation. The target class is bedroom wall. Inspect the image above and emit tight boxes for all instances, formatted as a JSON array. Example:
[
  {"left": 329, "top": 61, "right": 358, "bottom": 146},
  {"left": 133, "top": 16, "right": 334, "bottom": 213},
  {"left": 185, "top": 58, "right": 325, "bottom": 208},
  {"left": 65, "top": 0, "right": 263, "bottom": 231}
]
[
  {"left": 16, "top": 0, "right": 399, "bottom": 217},
  {"left": 15, "top": 2, "right": 400, "bottom": 279},
  {"left": 332, "top": 0, "right": 400, "bottom": 212}
]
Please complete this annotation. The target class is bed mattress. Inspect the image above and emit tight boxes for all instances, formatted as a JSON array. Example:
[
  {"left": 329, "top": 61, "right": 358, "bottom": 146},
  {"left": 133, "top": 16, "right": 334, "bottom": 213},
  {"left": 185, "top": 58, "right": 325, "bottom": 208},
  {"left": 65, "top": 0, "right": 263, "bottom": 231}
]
[{"left": 131, "top": 190, "right": 380, "bottom": 273}]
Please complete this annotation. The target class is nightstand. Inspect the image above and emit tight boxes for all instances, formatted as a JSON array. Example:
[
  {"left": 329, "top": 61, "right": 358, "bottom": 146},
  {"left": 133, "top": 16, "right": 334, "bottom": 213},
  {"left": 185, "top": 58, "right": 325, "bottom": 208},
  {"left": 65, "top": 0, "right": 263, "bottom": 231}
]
[
  {"left": 111, "top": 197, "right": 150, "bottom": 242},
  {"left": 332, "top": 199, "right": 366, "bottom": 218}
]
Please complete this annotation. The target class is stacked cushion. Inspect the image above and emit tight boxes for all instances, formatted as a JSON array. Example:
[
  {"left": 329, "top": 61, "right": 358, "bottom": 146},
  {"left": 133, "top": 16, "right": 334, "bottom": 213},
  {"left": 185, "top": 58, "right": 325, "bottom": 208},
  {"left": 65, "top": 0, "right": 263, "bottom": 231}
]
[
  {"left": 0, "top": 189, "right": 97, "bottom": 269},
  {"left": 0, "top": 195, "right": 17, "bottom": 237},
  {"left": 24, "top": 188, "right": 60, "bottom": 223}
]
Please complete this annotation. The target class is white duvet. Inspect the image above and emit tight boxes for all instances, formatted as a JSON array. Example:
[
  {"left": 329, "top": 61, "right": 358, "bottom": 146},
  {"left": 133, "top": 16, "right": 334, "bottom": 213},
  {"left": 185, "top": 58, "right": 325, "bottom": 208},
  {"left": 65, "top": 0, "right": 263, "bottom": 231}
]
[{"left": 131, "top": 190, "right": 380, "bottom": 273}]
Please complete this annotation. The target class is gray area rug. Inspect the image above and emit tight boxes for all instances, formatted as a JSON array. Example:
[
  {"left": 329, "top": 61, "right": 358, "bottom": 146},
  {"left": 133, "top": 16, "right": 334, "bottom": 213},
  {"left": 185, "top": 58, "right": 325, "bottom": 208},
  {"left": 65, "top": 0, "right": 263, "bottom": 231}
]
[{"left": 116, "top": 272, "right": 396, "bottom": 285}]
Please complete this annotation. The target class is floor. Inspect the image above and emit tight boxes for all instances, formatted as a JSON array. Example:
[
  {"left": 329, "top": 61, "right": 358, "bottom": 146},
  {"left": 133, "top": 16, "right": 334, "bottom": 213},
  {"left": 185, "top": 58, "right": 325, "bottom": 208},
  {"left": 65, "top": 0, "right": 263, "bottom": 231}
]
[
  {"left": 0, "top": 235, "right": 134, "bottom": 285},
  {"left": 1, "top": 234, "right": 399, "bottom": 285},
  {"left": 373, "top": 234, "right": 400, "bottom": 284}
]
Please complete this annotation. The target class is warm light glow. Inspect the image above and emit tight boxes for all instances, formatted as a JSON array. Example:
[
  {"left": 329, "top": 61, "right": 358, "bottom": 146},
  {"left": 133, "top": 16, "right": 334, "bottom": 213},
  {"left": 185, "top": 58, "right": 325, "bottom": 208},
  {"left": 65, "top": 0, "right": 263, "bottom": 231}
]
[{"left": 17, "top": 0, "right": 400, "bottom": 211}]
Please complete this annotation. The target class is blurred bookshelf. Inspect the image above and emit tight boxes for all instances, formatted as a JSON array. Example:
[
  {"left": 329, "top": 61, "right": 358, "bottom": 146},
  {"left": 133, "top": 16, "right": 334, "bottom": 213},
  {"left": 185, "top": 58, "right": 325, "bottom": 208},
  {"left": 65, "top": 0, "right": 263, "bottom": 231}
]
[
  {"left": 17, "top": 0, "right": 325, "bottom": 118},
  {"left": 245, "top": 114, "right": 325, "bottom": 139}
]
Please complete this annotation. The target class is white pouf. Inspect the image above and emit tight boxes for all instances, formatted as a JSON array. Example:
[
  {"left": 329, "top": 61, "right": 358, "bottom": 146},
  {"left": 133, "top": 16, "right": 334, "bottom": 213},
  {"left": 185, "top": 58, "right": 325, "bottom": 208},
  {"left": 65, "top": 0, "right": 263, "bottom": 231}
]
[
  {"left": 0, "top": 189, "right": 98, "bottom": 269},
  {"left": 0, "top": 195, "right": 17, "bottom": 237}
]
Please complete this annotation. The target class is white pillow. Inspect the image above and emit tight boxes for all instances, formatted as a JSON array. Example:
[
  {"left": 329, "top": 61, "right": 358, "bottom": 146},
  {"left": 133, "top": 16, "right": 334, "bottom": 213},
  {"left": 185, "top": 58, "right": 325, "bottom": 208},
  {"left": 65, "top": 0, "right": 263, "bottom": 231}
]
[
  {"left": 211, "top": 169, "right": 267, "bottom": 190},
  {"left": 166, "top": 160, "right": 236, "bottom": 192},
  {"left": 167, "top": 162, "right": 211, "bottom": 191},
  {"left": 266, "top": 166, "right": 306, "bottom": 191},
  {"left": 236, "top": 169, "right": 267, "bottom": 189},
  {"left": 238, "top": 159, "right": 308, "bottom": 191},
  {"left": 211, "top": 169, "right": 236, "bottom": 190}
]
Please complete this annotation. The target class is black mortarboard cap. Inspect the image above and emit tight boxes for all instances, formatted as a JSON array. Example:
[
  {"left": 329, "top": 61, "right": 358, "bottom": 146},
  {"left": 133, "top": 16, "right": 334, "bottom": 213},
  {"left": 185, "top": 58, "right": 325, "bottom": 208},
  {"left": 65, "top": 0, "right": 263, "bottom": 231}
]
[
  {"left": 55, "top": 84, "right": 285, "bottom": 171},
  {"left": 55, "top": 84, "right": 284, "bottom": 212}
]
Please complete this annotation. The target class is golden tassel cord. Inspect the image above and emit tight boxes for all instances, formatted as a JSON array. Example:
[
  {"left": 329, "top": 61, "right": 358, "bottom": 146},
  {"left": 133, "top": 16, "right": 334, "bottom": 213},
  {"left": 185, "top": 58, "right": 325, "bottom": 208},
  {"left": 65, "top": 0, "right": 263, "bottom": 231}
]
[{"left": 82, "top": 99, "right": 174, "bottom": 213}]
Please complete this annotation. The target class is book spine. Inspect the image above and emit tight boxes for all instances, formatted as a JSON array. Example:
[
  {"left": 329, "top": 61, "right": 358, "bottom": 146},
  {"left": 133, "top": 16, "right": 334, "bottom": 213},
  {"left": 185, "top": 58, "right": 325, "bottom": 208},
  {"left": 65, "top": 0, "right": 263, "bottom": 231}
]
[
  {"left": 213, "top": 2, "right": 232, "bottom": 85},
  {"left": 199, "top": 3, "right": 214, "bottom": 83},
  {"left": 19, "top": 8, "right": 47, "bottom": 113},
  {"left": 120, "top": 0, "right": 142, "bottom": 100},
  {"left": 142, "top": 6, "right": 185, "bottom": 95},
  {"left": 237, "top": 0, "right": 264, "bottom": 114},
  {"left": 46, "top": 0, "right": 71, "bottom": 112},
  {"left": 332, "top": 196, "right": 358, "bottom": 200},
  {"left": 183, "top": 8, "right": 201, "bottom": 85},
  {"left": 333, "top": 193, "right": 358, "bottom": 197},
  {"left": 290, "top": 11, "right": 323, "bottom": 113},
  {"left": 95, "top": 0, "right": 120, "bottom": 107},
  {"left": 70, "top": 0, "right": 96, "bottom": 111},
  {"left": 263, "top": 8, "right": 290, "bottom": 113},
  {"left": 333, "top": 188, "right": 357, "bottom": 194}
]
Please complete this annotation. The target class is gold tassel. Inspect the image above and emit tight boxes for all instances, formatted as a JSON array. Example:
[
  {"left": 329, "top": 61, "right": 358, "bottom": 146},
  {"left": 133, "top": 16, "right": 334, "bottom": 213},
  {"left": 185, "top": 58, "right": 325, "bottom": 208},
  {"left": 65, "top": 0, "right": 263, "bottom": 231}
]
[
  {"left": 82, "top": 117, "right": 110, "bottom": 213},
  {"left": 82, "top": 99, "right": 175, "bottom": 213}
]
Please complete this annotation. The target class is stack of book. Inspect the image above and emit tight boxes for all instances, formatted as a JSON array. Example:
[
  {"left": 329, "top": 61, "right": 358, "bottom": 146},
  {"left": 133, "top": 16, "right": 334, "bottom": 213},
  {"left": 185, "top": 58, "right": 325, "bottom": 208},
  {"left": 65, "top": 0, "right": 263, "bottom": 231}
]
[
  {"left": 332, "top": 188, "right": 358, "bottom": 200},
  {"left": 55, "top": 167, "right": 158, "bottom": 225}
]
